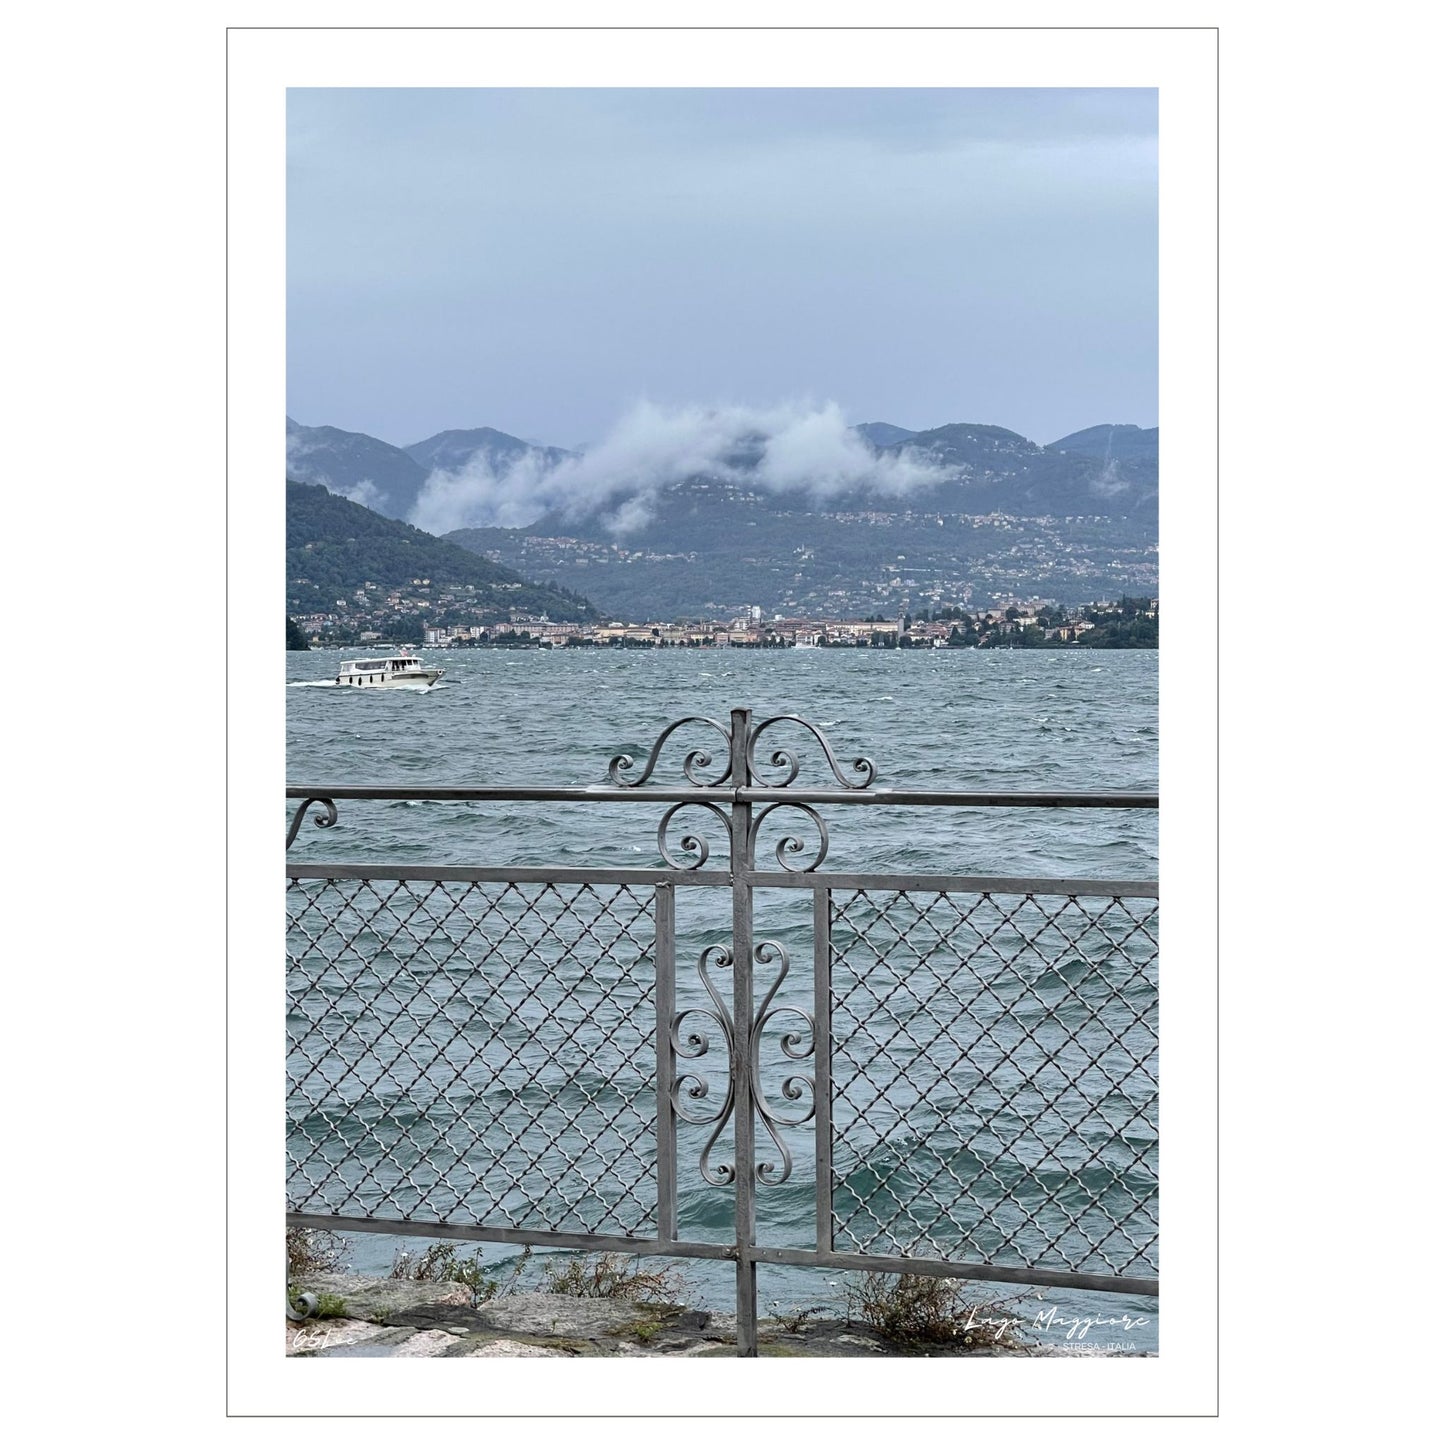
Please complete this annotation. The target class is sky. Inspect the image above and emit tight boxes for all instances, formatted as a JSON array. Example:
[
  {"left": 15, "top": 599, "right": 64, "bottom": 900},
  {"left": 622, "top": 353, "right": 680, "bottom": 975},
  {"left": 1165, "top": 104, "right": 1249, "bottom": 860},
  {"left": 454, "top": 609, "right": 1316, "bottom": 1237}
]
[{"left": 287, "top": 88, "right": 1156, "bottom": 454}]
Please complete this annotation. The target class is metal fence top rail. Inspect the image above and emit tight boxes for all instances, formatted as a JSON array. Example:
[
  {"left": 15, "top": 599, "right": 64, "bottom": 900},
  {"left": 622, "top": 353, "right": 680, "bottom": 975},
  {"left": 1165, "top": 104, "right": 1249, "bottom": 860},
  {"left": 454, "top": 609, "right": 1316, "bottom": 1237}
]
[
  {"left": 289, "top": 709, "right": 1156, "bottom": 810},
  {"left": 285, "top": 862, "right": 1158, "bottom": 897},
  {"left": 285, "top": 782, "right": 1158, "bottom": 808}
]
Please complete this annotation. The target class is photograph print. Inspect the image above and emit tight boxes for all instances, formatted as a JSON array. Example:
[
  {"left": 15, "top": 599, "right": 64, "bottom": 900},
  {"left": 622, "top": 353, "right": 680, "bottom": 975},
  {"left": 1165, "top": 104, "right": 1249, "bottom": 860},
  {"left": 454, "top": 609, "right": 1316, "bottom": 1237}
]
[{"left": 283, "top": 84, "right": 1161, "bottom": 1365}]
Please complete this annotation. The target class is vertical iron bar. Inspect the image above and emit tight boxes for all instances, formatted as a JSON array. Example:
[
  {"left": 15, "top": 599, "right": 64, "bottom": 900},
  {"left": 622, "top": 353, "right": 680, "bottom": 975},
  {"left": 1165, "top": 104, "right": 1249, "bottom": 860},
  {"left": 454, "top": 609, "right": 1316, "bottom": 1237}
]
[
  {"left": 654, "top": 882, "right": 677, "bottom": 1244},
  {"left": 813, "top": 885, "right": 833, "bottom": 1253},
  {"left": 729, "top": 706, "right": 758, "bottom": 1357}
]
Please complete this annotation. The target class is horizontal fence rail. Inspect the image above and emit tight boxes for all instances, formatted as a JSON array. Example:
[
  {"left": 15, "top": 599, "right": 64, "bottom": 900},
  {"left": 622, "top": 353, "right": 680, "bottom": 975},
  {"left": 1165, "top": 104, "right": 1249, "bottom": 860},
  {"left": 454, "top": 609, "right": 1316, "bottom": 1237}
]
[
  {"left": 288, "top": 784, "right": 1159, "bottom": 807},
  {"left": 287, "top": 709, "right": 1158, "bottom": 1355}
]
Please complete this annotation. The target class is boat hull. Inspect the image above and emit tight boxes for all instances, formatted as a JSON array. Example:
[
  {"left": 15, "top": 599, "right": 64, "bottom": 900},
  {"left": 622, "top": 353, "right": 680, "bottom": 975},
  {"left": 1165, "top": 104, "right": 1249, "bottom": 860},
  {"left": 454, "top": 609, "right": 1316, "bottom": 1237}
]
[{"left": 335, "top": 670, "right": 445, "bottom": 688}]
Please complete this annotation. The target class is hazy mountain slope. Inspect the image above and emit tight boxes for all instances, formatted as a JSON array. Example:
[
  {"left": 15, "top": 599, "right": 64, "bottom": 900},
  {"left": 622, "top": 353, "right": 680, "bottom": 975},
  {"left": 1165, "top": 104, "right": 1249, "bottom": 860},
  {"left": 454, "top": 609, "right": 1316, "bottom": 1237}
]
[
  {"left": 1048, "top": 423, "right": 1159, "bottom": 461},
  {"left": 403, "top": 426, "right": 574, "bottom": 474},
  {"left": 884, "top": 422, "right": 1157, "bottom": 517},
  {"left": 286, "top": 479, "right": 597, "bottom": 621},
  {"left": 285, "top": 417, "right": 430, "bottom": 522},
  {"left": 853, "top": 421, "right": 919, "bottom": 448}
]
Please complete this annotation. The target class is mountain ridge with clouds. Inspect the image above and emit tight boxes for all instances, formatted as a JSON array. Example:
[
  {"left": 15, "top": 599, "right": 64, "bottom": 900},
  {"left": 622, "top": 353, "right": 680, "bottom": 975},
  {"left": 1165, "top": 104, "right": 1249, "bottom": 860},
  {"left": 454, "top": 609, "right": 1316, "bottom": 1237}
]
[
  {"left": 287, "top": 404, "right": 1156, "bottom": 535},
  {"left": 285, "top": 405, "right": 1157, "bottom": 616}
]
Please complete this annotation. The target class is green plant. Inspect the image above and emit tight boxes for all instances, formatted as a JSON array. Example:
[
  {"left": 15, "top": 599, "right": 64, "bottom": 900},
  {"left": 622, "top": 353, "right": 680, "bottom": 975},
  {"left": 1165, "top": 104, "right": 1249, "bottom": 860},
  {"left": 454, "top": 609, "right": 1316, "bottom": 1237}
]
[
  {"left": 846, "top": 1273, "right": 1032, "bottom": 1352},
  {"left": 388, "top": 1241, "right": 532, "bottom": 1306},
  {"left": 286, "top": 1226, "right": 351, "bottom": 1277},
  {"left": 542, "top": 1252, "right": 683, "bottom": 1304},
  {"left": 287, "top": 1286, "right": 348, "bottom": 1320},
  {"left": 493, "top": 1244, "right": 533, "bottom": 1298}
]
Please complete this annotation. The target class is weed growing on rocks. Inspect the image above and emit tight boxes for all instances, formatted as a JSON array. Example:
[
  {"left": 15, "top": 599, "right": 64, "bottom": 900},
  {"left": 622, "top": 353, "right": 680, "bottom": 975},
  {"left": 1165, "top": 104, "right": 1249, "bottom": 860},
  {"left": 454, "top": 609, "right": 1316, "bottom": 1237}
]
[
  {"left": 542, "top": 1252, "right": 684, "bottom": 1304},
  {"left": 287, "top": 1286, "right": 348, "bottom": 1319},
  {"left": 389, "top": 1241, "right": 533, "bottom": 1306},
  {"left": 286, "top": 1226, "right": 351, "bottom": 1277},
  {"left": 846, "top": 1273, "right": 1034, "bottom": 1353},
  {"left": 768, "top": 1302, "right": 830, "bottom": 1334}
]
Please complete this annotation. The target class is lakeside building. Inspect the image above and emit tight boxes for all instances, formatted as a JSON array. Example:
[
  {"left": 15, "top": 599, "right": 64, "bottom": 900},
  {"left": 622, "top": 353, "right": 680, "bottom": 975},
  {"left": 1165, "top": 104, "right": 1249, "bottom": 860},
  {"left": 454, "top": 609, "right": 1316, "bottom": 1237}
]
[{"left": 388, "top": 599, "right": 1155, "bottom": 652}]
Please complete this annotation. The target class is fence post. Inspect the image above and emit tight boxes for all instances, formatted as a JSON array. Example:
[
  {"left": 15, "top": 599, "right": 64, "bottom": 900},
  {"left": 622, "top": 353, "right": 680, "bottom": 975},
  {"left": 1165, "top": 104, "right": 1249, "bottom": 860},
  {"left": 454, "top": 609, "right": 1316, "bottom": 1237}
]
[
  {"left": 655, "top": 881, "right": 677, "bottom": 1245},
  {"left": 813, "top": 886, "right": 833, "bottom": 1254},
  {"left": 729, "top": 707, "right": 758, "bottom": 1357}
]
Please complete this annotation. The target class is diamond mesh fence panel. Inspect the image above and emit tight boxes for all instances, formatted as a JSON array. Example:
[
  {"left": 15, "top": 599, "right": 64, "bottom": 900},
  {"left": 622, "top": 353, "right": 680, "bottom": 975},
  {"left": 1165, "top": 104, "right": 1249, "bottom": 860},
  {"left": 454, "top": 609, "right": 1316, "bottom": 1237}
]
[
  {"left": 286, "top": 878, "right": 659, "bottom": 1237},
  {"left": 829, "top": 889, "right": 1158, "bottom": 1279}
]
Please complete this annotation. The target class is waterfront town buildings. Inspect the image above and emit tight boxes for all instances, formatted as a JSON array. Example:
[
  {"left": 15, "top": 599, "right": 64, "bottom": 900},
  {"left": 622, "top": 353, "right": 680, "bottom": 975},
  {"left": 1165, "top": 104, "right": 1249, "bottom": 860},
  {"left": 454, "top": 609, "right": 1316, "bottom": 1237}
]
[{"left": 292, "top": 596, "right": 1155, "bottom": 650}]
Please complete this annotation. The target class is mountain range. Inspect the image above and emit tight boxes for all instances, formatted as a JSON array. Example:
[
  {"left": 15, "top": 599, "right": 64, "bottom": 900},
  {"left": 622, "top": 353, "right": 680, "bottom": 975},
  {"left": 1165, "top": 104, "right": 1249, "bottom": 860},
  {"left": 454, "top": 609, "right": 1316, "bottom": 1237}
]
[{"left": 285, "top": 414, "right": 1158, "bottom": 617}]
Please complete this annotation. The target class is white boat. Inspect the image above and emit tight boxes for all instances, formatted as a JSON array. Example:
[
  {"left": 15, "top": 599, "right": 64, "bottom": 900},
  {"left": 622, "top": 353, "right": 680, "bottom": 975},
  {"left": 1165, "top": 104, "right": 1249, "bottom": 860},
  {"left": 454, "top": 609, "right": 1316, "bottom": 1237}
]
[{"left": 335, "top": 648, "right": 445, "bottom": 689}]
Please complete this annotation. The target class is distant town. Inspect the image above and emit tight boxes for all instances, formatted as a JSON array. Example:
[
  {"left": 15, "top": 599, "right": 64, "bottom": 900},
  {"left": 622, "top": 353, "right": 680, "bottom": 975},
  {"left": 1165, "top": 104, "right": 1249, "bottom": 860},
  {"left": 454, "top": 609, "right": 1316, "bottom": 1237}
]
[
  {"left": 471, "top": 508, "right": 1160, "bottom": 622},
  {"left": 288, "top": 594, "right": 1158, "bottom": 651}
]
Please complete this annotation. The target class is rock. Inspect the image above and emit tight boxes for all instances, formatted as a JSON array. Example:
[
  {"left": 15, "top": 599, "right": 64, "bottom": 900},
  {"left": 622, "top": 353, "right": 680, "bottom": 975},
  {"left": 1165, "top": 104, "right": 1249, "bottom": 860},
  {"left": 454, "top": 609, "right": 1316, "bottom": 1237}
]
[
  {"left": 282, "top": 1275, "right": 1080, "bottom": 1358},
  {"left": 295, "top": 1326, "right": 420, "bottom": 1358},
  {"left": 702, "top": 1312, "right": 738, "bottom": 1339},
  {"left": 380, "top": 1303, "right": 485, "bottom": 1331},
  {"left": 474, "top": 1293, "right": 673, "bottom": 1340},
  {"left": 392, "top": 1330, "right": 463, "bottom": 1358},
  {"left": 291, "top": 1273, "right": 474, "bottom": 1322},
  {"left": 285, "top": 1319, "right": 388, "bottom": 1356},
  {"left": 458, "top": 1340, "right": 571, "bottom": 1358}
]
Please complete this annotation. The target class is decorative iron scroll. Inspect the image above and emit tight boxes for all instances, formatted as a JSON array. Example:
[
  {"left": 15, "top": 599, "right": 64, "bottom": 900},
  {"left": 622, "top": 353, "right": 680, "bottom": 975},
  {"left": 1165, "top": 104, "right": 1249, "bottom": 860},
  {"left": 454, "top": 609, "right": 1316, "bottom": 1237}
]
[
  {"left": 286, "top": 797, "right": 338, "bottom": 850},
  {"left": 749, "top": 802, "right": 829, "bottom": 872},
  {"left": 608, "top": 716, "right": 734, "bottom": 788},
  {"left": 670, "top": 939, "right": 816, "bottom": 1187},
  {"left": 748, "top": 940, "right": 816, "bottom": 1185},
  {"left": 671, "top": 945, "right": 738, "bottom": 1186},
  {"left": 745, "top": 715, "right": 875, "bottom": 790},
  {"left": 657, "top": 800, "right": 732, "bottom": 870},
  {"left": 609, "top": 712, "right": 875, "bottom": 792}
]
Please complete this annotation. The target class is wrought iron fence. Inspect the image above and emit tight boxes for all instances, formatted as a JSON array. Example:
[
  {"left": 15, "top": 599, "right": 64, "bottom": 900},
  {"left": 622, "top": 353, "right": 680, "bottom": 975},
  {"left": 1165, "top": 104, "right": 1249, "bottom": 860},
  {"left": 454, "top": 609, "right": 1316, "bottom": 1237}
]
[{"left": 287, "top": 708, "right": 1158, "bottom": 1356}]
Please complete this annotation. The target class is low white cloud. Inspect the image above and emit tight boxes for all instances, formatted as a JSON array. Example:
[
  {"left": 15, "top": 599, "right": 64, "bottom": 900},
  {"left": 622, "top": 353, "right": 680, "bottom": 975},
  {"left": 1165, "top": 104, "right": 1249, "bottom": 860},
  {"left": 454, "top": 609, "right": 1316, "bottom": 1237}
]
[
  {"left": 756, "top": 401, "right": 942, "bottom": 499},
  {"left": 337, "top": 478, "right": 385, "bottom": 510},
  {"left": 286, "top": 429, "right": 392, "bottom": 512},
  {"left": 408, "top": 399, "right": 951, "bottom": 536}
]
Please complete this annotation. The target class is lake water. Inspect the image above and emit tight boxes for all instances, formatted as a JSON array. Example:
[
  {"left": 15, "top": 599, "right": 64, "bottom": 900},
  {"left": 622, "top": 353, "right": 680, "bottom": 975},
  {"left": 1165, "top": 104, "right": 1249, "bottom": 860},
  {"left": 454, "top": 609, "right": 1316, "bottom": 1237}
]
[{"left": 287, "top": 645, "right": 1158, "bottom": 1353}]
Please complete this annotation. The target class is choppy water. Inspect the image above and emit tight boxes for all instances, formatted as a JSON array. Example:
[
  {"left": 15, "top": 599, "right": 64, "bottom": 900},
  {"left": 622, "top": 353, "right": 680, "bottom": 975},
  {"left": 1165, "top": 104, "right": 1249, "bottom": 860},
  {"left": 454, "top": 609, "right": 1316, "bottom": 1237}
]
[{"left": 287, "top": 646, "right": 1158, "bottom": 1353}]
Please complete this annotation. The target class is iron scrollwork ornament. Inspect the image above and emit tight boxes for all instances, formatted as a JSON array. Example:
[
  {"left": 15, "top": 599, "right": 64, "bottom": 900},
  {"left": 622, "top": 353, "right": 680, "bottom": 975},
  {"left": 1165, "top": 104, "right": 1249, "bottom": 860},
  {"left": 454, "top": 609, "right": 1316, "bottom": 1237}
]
[
  {"left": 746, "top": 715, "right": 875, "bottom": 790},
  {"left": 657, "top": 800, "right": 732, "bottom": 870},
  {"left": 286, "top": 797, "right": 338, "bottom": 850},
  {"left": 747, "top": 940, "right": 817, "bottom": 1185},
  {"left": 670, "top": 945, "right": 738, "bottom": 1186},
  {"left": 608, "top": 716, "right": 734, "bottom": 788},
  {"left": 748, "top": 801, "right": 830, "bottom": 872},
  {"left": 609, "top": 712, "right": 875, "bottom": 793},
  {"left": 669, "top": 939, "right": 816, "bottom": 1188}
]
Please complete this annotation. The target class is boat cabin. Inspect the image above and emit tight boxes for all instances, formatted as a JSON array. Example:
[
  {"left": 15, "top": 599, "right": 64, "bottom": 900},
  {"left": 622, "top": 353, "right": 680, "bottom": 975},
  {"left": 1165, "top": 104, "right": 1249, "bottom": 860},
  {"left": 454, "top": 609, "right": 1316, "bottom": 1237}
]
[
  {"left": 340, "top": 656, "right": 422, "bottom": 675},
  {"left": 336, "top": 653, "right": 436, "bottom": 685}
]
